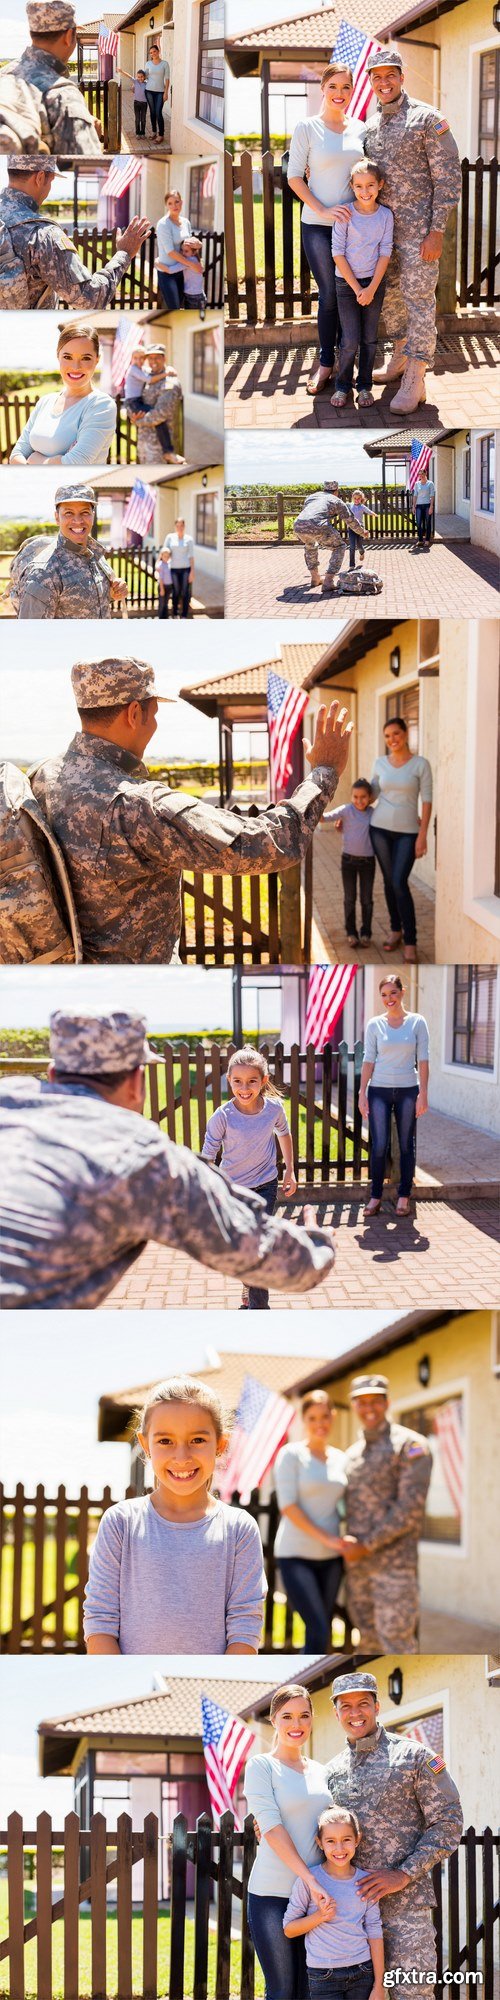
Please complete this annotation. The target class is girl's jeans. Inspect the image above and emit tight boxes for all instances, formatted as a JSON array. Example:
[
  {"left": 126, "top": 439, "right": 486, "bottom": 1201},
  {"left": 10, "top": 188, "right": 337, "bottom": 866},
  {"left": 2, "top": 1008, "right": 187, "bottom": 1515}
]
[
  {"left": 145, "top": 88, "right": 164, "bottom": 137},
  {"left": 279, "top": 1555, "right": 343, "bottom": 1652},
  {"left": 301, "top": 222, "right": 340, "bottom": 367},
  {"left": 370, "top": 826, "right": 418, "bottom": 945},
  {"left": 368, "top": 1084, "right": 419, "bottom": 1199},
  {"left": 134, "top": 102, "right": 147, "bottom": 135},
  {"left": 247, "top": 1893, "right": 308, "bottom": 2000},
  {"left": 308, "top": 1963, "right": 375, "bottom": 2000},
  {"left": 248, "top": 1175, "right": 278, "bottom": 1308},
  {"left": 335, "top": 274, "right": 385, "bottom": 391},
  {"left": 348, "top": 529, "right": 365, "bottom": 566}
]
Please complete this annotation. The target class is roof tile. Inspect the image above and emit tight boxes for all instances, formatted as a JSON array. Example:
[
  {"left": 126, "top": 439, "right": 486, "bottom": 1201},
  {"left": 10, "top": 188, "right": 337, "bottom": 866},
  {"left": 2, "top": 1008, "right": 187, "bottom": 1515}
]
[{"left": 39, "top": 1680, "right": 275, "bottom": 1745}]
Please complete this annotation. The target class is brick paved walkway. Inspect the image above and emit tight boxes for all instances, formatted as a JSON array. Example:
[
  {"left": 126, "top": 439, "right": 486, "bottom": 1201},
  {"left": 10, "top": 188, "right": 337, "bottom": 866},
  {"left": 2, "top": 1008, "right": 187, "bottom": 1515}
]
[
  {"left": 311, "top": 820, "right": 435, "bottom": 963},
  {"left": 224, "top": 323, "right": 500, "bottom": 430},
  {"left": 103, "top": 1195, "right": 500, "bottom": 1310},
  {"left": 225, "top": 541, "right": 500, "bottom": 619}
]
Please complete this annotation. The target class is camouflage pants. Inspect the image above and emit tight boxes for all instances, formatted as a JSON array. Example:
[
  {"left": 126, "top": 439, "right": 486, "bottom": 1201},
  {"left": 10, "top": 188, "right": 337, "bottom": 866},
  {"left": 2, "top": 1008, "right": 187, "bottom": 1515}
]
[
  {"left": 294, "top": 525, "right": 345, "bottom": 579},
  {"left": 383, "top": 1908, "right": 437, "bottom": 1981},
  {"left": 346, "top": 1560, "right": 419, "bottom": 1653},
  {"left": 383, "top": 237, "right": 440, "bottom": 364}
]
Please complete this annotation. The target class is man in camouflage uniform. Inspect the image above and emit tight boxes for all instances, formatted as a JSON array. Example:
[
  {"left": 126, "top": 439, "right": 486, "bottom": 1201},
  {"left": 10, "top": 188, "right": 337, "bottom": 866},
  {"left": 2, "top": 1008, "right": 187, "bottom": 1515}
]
[
  {"left": 0, "top": 156, "right": 151, "bottom": 309},
  {"left": 31, "top": 658, "right": 353, "bottom": 962},
  {"left": 294, "top": 481, "right": 363, "bottom": 592},
  {"left": 341, "top": 1374, "right": 432, "bottom": 1653},
  {"left": 0, "top": 1010, "right": 337, "bottom": 1309},
  {"left": 135, "top": 351, "right": 184, "bottom": 465},
  {"left": 0, "top": 1, "right": 104, "bottom": 158},
  {"left": 326, "top": 1671, "right": 463, "bottom": 1985},
  {"left": 10, "top": 485, "right": 126, "bottom": 619},
  {"left": 363, "top": 49, "right": 462, "bottom": 413}
]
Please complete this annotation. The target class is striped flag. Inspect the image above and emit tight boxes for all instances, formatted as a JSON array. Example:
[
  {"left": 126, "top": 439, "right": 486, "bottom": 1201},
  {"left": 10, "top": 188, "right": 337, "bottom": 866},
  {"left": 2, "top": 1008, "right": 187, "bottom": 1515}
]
[
  {"left": 202, "top": 161, "right": 217, "bottom": 201},
  {"left": 111, "top": 315, "right": 145, "bottom": 392},
  {"left": 402, "top": 1711, "right": 444, "bottom": 1759},
  {"left": 432, "top": 1400, "right": 464, "bottom": 1517},
  {"left": 408, "top": 438, "right": 433, "bottom": 491},
  {"left": 201, "top": 1696, "right": 255, "bottom": 1826},
  {"left": 98, "top": 21, "right": 119, "bottom": 56},
  {"left": 331, "top": 21, "right": 382, "bottom": 121},
  {"left": 267, "top": 671, "right": 308, "bottom": 796},
  {"left": 123, "top": 477, "right": 156, "bottom": 538},
  {"left": 217, "top": 1373, "right": 294, "bottom": 1506},
  {"left": 305, "top": 965, "right": 357, "bottom": 1050},
  {"left": 101, "top": 155, "right": 143, "bottom": 202}
]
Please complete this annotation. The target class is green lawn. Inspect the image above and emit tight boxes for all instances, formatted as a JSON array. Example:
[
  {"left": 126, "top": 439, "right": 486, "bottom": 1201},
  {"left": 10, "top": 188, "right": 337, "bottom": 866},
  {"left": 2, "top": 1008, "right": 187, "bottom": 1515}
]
[
  {"left": 233, "top": 190, "right": 302, "bottom": 289},
  {"left": 0, "top": 1883, "right": 266, "bottom": 1998}
]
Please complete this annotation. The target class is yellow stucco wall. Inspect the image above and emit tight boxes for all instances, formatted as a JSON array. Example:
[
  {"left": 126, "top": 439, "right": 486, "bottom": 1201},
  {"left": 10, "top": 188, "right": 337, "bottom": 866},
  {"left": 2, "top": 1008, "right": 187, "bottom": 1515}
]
[
  {"left": 434, "top": 620, "right": 498, "bottom": 962},
  {"left": 304, "top": 1314, "right": 499, "bottom": 1626},
  {"left": 156, "top": 466, "right": 224, "bottom": 574},
  {"left": 395, "top": 0, "right": 495, "bottom": 156},
  {"left": 307, "top": 1655, "right": 500, "bottom": 1839},
  {"left": 306, "top": 622, "right": 438, "bottom": 892}
]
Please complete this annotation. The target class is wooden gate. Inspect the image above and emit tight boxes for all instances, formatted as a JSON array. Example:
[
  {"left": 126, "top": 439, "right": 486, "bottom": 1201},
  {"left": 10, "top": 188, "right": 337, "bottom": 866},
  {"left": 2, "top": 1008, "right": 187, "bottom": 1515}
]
[
  {"left": 146, "top": 1038, "right": 367, "bottom": 1188},
  {"left": 79, "top": 77, "right": 121, "bottom": 151},
  {"left": 70, "top": 227, "right": 224, "bottom": 312},
  {"left": 224, "top": 486, "right": 418, "bottom": 544}
]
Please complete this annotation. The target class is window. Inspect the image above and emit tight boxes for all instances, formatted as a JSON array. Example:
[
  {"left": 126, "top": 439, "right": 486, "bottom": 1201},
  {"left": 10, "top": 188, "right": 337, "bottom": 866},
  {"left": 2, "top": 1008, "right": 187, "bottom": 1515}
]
[
  {"left": 196, "top": 0, "right": 224, "bottom": 131},
  {"left": 385, "top": 683, "right": 419, "bottom": 753},
  {"left": 479, "top": 433, "right": 495, "bottom": 512},
  {"left": 478, "top": 48, "right": 500, "bottom": 161},
  {"left": 389, "top": 1710, "right": 444, "bottom": 1756},
  {"left": 193, "top": 326, "right": 219, "bottom": 398},
  {"left": 189, "top": 162, "right": 217, "bottom": 231},
  {"left": 400, "top": 1397, "right": 464, "bottom": 1545},
  {"left": 463, "top": 439, "right": 470, "bottom": 500},
  {"left": 196, "top": 491, "right": 218, "bottom": 548},
  {"left": 452, "top": 965, "right": 497, "bottom": 1069}
]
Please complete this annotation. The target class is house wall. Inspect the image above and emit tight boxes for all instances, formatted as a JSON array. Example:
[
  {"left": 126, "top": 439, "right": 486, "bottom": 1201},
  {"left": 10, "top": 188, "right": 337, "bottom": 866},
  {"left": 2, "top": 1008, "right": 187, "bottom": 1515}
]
[
  {"left": 416, "top": 964, "right": 500, "bottom": 1131},
  {"left": 435, "top": 619, "right": 500, "bottom": 959},
  {"left": 308, "top": 1655, "right": 500, "bottom": 1843},
  {"left": 305, "top": 623, "right": 438, "bottom": 895},
  {"left": 162, "top": 312, "right": 224, "bottom": 436},
  {"left": 470, "top": 431, "right": 499, "bottom": 556},
  {"left": 395, "top": 0, "right": 496, "bottom": 158},
  {"left": 169, "top": 151, "right": 224, "bottom": 235},
  {"left": 171, "top": 0, "right": 224, "bottom": 161}
]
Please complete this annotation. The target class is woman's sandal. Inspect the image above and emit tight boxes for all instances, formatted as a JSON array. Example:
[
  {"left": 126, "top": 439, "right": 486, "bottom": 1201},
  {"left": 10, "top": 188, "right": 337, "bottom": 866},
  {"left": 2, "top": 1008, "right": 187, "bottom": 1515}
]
[
  {"left": 364, "top": 1198, "right": 382, "bottom": 1216},
  {"left": 330, "top": 390, "right": 348, "bottom": 408},
  {"left": 396, "top": 1197, "right": 411, "bottom": 1216},
  {"left": 307, "top": 364, "right": 333, "bottom": 396},
  {"left": 382, "top": 933, "right": 403, "bottom": 952},
  {"left": 403, "top": 946, "right": 417, "bottom": 963},
  {"left": 357, "top": 390, "right": 374, "bottom": 407}
]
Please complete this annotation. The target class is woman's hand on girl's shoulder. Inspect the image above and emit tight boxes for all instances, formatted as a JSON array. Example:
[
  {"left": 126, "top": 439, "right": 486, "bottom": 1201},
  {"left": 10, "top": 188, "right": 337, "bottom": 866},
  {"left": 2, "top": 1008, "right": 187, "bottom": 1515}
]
[{"left": 323, "top": 202, "right": 351, "bottom": 223}]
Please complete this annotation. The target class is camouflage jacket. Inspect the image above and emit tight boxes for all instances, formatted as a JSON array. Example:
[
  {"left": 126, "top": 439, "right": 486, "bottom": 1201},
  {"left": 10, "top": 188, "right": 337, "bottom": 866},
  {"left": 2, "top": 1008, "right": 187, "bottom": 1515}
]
[
  {"left": 326, "top": 1726, "right": 463, "bottom": 1915},
  {"left": 294, "top": 492, "right": 360, "bottom": 541},
  {"left": 0, "top": 1077, "right": 336, "bottom": 1308},
  {"left": 363, "top": 92, "right": 462, "bottom": 234},
  {"left": 343, "top": 1418, "right": 432, "bottom": 1556},
  {"left": 137, "top": 376, "right": 182, "bottom": 463},
  {"left": 10, "top": 533, "right": 114, "bottom": 619},
  {"left": 0, "top": 46, "right": 103, "bottom": 157},
  {"left": 32, "top": 733, "right": 341, "bottom": 962},
  {"left": 0, "top": 186, "right": 130, "bottom": 309}
]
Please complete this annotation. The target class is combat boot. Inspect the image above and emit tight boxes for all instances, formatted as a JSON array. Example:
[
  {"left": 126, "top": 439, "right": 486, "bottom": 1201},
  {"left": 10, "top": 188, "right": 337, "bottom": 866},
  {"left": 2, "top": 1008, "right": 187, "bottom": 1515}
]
[
  {"left": 372, "top": 338, "right": 407, "bottom": 385},
  {"left": 389, "top": 360, "right": 427, "bottom": 414}
]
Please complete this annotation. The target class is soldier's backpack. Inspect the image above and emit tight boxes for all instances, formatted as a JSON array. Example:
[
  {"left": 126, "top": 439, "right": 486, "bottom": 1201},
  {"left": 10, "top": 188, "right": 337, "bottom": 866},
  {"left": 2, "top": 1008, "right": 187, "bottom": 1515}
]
[
  {"left": 0, "top": 761, "right": 82, "bottom": 964},
  {"left": 0, "top": 214, "right": 53, "bottom": 309},
  {"left": 0, "top": 65, "right": 50, "bottom": 157},
  {"left": 8, "top": 535, "right": 54, "bottom": 615}
]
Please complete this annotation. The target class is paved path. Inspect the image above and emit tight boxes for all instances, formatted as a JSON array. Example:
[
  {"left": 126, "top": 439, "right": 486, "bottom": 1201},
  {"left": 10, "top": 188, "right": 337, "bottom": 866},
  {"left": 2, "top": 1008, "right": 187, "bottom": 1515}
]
[
  {"left": 311, "top": 821, "right": 435, "bottom": 963},
  {"left": 104, "top": 1195, "right": 500, "bottom": 1311},
  {"left": 225, "top": 541, "right": 500, "bottom": 619},
  {"left": 224, "top": 324, "right": 500, "bottom": 430}
]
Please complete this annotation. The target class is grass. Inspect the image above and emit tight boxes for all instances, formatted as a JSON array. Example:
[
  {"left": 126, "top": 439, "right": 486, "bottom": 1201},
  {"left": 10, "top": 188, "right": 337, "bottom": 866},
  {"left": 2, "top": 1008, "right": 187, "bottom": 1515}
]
[{"left": 0, "top": 1885, "right": 266, "bottom": 1998}]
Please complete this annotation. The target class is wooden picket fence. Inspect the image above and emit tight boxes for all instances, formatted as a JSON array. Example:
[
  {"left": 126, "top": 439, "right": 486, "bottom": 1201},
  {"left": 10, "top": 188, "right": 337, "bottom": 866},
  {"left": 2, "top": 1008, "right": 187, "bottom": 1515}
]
[
  {"left": 225, "top": 485, "right": 418, "bottom": 543},
  {"left": 0, "top": 390, "right": 183, "bottom": 468},
  {"left": 179, "top": 841, "right": 313, "bottom": 963},
  {"left": 70, "top": 228, "right": 224, "bottom": 312},
  {"left": 0, "top": 1815, "right": 498, "bottom": 2000},
  {"left": 146, "top": 1037, "right": 367, "bottom": 1182},
  {"left": 79, "top": 76, "right": 121, "bottom": 151},
  {"left": 225, "top": 148, "right": 500, "bottom": 324}
]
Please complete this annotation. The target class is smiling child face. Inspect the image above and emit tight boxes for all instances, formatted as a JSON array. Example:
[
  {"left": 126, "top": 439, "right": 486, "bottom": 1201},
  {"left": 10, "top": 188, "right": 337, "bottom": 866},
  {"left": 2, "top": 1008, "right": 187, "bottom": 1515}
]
[
  {"left": 228, "top": 1062, "right": 265, "bottom": 1111},
  {"left": 351, "top": 167, "right": 381, "bottom": 210},
  {"left": 318, "top": 1819, "right": 358, "bottom": 1868},
  {"left": 137, "top": 1400, "right": 224, "bottom": 1499}
]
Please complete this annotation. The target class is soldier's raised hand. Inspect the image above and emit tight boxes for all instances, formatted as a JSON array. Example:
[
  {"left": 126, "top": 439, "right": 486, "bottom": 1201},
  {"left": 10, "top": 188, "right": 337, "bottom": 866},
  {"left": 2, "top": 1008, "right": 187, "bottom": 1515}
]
[
  {"left": 119, "top": 218, "right": 152, "bottom": 256},
  {"left": 304, "top": 701, "right": 353, "bottom": 778}
]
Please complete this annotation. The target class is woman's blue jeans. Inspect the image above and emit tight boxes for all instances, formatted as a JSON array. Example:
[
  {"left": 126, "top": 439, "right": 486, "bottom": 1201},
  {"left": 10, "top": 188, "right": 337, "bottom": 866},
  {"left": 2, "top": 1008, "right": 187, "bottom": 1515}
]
[
  {"left": 157, "top": 270, "right": 184, "bottom": 311},
  {"left": 368, "top": 1084, "right": 419, "bottom": 1199},
  {"left": 145, "top": 87, "right": 164, "bottom": 136},
  {"left": 370, "top": 826, "right": 418, "bottom": 945},
  {"left": 279, "top": 1556, "right": 343, "bottom": 1653},
  {"left": 308, "top": 1963, "right": 375, "bottom": 2000},
  {"left": 301, "top": 223, "right": 339, "bottom": 367},
  {"left": 248, "top": 1893, "right": 308, "bottom": 2000},
  {"left": 335, "top": 274, "right": 385, "bottom": 391},
  {"left": 171, "top": 568, "right": 191, "bottom": 619},
  {"left": 416, "top": 502, "right": 433, "bottom": 543},
  {"left": 248, "top": 1176, "right": 278, "bottom": 1308}
]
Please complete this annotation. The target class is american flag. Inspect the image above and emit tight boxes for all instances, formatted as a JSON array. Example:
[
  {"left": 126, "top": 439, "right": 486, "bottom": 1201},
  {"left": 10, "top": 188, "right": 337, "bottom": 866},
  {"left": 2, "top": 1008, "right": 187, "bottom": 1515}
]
[
  {"left": 201, "top": 1696, "right": 255, "bottom": 1826},
  {"left": 402, "top": 1711, "right": 444, "bottom": 1758},
  {"left": 98, "top": 21, "right": 119, "bottom": 56},
  {"left": 217, "top": 1373, "right": 294, "bottom": 1506},
  {"left": 305, "top": 965, "right": 357, "bottom": 1051},
  {"left": 267, "top": 671, "right": 308, "bottom": 796},
  {"left": 101, "top": 155, "right": 143, "bottom": 202},
  {"left": 201, "top": 161, "right": 217, "bottom": 201},
  {"left": 331, "top": 21, "right": 382, "bottom": 121},
  {"left": 123, "top": 477, "right": 156, "bottom": 538},
  {"left": 111, "top": 315, "right": 145, "bottom": 392},
  {"left": 408, "top": 438, "right": 433, "bottom": 491},
  {"left": 432, "top": 1400, "right": 464, "bottom": 1517}
]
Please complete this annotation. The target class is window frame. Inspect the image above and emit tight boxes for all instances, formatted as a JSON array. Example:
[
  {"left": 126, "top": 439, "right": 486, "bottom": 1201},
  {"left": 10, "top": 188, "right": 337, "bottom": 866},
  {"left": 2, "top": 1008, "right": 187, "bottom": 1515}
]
[
  {"left": 196, "top": 0, "right": 224, "bottom": 133},
  {"left": 451, "top": 964, "right": 497, "bottom": 1072},
  {"left": 478, "top": 46, "right": 500, "bottom": 160},
  {"left": 192, "top": 326, "right": 219, "bottom": 399},
  {"left": 188, "top": 161, "right": 216, "bottom": 231},
  {"left": 479, "top": 433, "right": 495, "bottom": 513},
  {"left": 195, "top": 488, "right": 219, "bottom": 549}
]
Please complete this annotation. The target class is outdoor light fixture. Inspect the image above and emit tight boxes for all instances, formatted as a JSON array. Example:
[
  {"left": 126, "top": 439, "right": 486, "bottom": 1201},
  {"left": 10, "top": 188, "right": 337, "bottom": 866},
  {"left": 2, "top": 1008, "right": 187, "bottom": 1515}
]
[
  {"left": 493, "top": 1, "right": 500, "bottom": 32},
  {"left": 201, "top": 473, "right": 208, "bottom": 487},
  {"left": 390, "top": 647, "right": 400, "bottom": 677},
  {"left": 418, "top": 1355, "right": 431, "bottom": 1387},
  {"left": 388, "top": 1669, "right": 404, "bottom": 1706},
  {"left": 150, "top": 14, "right": 155, "bottom": 25}
]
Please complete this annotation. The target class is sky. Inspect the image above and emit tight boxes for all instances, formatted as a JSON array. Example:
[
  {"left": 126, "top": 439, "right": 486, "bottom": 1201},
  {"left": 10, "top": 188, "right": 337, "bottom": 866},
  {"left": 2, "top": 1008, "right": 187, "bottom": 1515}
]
[
  {"left": 226, "top": 432, "right": 387, "bottom": 487},
  {"left": 1, "top": 0, "right": 102, "bottom": 56}
]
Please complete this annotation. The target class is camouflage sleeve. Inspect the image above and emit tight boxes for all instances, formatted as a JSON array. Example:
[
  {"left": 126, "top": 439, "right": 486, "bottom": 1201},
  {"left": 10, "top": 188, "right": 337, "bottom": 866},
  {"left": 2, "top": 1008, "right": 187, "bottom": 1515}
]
[
  {"left": 46, "top": 84, "right": 103, "bottom": 157},
  {"left": 329, "top": 497, "right": 361, "bottom": 533},
  {"left": 140, "top": 1139, "right": 335, "bottom": 1291},
  {"left": 143, "top": 764, "right": 341, "bottom": 873},
  {"left": 402, "top": 1752, "right": 463, "bottom": 1880},
  {"left": 144, "top": 386, "right": 180, "bottom": 430},
  {"left": 37, "top": 227, "right": 131, "bottom": 307},
  {"left": 423, "top": 114, "right": 462, "bottom": 229},
  {"left": 363, "top": 1441, "right": 432, "bottom": 1552},
  {"left": 16, "top": 567, "right": 61, "bottom": 618}
]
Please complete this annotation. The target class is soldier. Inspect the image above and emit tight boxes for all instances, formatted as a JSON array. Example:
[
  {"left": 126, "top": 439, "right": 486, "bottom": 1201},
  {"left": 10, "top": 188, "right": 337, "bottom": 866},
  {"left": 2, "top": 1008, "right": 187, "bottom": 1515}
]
[
  {"left": 326, "top": 1670, "right": 463, "bottom": 1985},
  {"left": 30, "top": 658, "right": 352, "bottom": 963},
  {"left": 294, "top": 481, "right": 364, "bottom": 592},
  {"left": 0, "top": 1010, "right": 337, "bottom": 1309},
  {"left": 0, "top": 1, "right": 105, "bottom": 158},
  {"left": 135, "top": 350, "right": 184, "bottom": 465},
  {"left": 363, "top": 49, "right": 462, "bottom": 413},
  {"left": 0, "top": 156, "right": 151, "bottom": 309},
  {"left": 9, "top": 485, "right": 127, "bottom": 620},
  {"left": 341, "top": 1375, "right": 432, "bottom": 1653}
]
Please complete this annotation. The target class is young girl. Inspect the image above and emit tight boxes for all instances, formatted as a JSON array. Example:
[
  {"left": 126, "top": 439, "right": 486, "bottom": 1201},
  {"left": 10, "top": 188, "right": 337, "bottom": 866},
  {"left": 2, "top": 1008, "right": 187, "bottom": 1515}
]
[
  {"left": 331, "top": 158, "right": 393, "bottom": 410},
  {"left": 284, "top": 1804, "right": 384, "bottom": 2000},
  {"left": 348, "top": 490, "right": 371, "bottom": 570},
  {"left": 201, "top": 1047, "right": 297, "bottom": 1311},
  {"left": 83, "top": 1377, "right": 267, "bottom": 1655}
]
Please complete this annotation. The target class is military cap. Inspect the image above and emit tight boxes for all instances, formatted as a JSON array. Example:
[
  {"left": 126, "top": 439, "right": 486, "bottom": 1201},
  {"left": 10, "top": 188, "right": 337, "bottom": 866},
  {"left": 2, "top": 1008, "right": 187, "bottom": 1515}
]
[
  {"left": 49, "top": 1011, "right": 161, "bottom": 1075},
  {"left": 366, "top": 46, "right": 403, "bottom": 71},
  {"left": 27, "top": 0, "right": 76, "bottom": 29},
  {"left": 55, "top": 484, "right": 96, "bottom": 510},
  {"left": 147, "top": 344, "right": 166, "bottom": 356},
  {"left": 8, "top": 154, "right": 63, "bottom": 172},
  {"left": 331, "top": 1671, "right": 379, "bottom": 1700},
  {"left": 71, "top": 657, "right": 174, "bottom": 707},
  {"left": 350, "top": 1374, "right": 389, "bottom": 1398}
]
